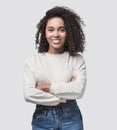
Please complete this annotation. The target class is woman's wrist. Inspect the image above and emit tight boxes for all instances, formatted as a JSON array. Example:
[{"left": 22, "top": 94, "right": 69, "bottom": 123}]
[{"left": 36, "top": 83, "right": 51, "bottom": 92}]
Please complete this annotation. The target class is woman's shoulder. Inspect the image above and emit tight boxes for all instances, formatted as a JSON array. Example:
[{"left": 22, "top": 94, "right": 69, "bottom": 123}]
[
  {"left": 71, "top": 53, "right": 86, "bottom": 68},
  {"left": 70, "top": 53, "right": 84, "bottom": 61}
]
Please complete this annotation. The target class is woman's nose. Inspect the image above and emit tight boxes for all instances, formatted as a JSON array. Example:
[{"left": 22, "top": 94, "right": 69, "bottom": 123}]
[{"left": 53, "top": 31, "right": 59, "bottom": 37}]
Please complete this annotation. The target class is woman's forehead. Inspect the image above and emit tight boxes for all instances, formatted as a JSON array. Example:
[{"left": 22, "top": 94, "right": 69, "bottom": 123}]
[{"left": 46, "top": 17, "right": 65, "bottom": 27}]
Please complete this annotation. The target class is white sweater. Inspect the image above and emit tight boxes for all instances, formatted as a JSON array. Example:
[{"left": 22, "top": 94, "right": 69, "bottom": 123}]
[{"left": 23, "top": 52, "right": 87, "bottom": 106}]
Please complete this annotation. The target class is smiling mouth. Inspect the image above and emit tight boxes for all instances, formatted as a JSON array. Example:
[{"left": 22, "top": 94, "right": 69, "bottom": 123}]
[{"left": 52, "top": 39, "right": 61, "bottom": 44}]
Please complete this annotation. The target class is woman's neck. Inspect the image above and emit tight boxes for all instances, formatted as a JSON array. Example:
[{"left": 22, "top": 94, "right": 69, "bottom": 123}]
[{"left": 48, "top": 48, "right": 64, "bottom": 54}]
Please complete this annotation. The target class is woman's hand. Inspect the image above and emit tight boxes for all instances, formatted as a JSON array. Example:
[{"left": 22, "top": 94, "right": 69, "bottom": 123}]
[
  {"left": 70, "top": 76, "right": 77, "bottom": 82},
  {"left": 36, "top": 83, "right": 51, "bottom": 92}
]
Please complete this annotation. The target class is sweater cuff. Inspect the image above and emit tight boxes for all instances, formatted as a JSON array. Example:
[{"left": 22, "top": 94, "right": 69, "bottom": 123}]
[{"left": 50, "top": 83, "right": 58, "bottom": 95}]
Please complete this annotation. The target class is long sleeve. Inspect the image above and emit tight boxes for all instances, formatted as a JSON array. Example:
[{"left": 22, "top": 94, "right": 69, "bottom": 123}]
[
  {"left": 23, "top": 56, "right": 66, "bottom": 106},
  {"left": 49, "top": 55, "right": 87, "bottom": 99}
]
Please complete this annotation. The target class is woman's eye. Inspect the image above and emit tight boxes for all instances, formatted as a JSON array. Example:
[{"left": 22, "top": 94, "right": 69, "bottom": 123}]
[
  {"left": 48, "top": 29, "right": 53, "bottom": 32},
  {"left": 60, "top": 28, "right": 65, "bottom": 32}
]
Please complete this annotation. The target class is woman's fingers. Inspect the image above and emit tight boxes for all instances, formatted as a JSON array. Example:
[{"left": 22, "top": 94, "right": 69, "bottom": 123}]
[{"left": 70, "top": 76, "right": 77, "bottom": 82}]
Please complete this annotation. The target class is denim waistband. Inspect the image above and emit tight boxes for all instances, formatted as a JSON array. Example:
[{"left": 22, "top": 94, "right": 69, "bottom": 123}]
[{"left": 36, "top": 100, "right": 76, "bottom": 110}]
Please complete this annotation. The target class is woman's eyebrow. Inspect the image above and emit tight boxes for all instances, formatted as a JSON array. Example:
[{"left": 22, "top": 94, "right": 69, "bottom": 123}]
[
  {"left": 47, "top": 26, "right": 54, "bottom": 28},
  {"left": 59, "top": 26, "right": 65, "bottom": 29},
  {"left": 47, "top": 26, "right": 65, "bottom": 29}
]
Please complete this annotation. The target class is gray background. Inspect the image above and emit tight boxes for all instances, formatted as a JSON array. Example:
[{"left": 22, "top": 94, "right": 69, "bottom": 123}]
[{"left": 0, "top": 0, "right": 116, "bottom": 130}]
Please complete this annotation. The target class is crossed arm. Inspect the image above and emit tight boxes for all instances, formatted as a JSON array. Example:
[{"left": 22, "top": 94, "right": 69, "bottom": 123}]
[
  {"left": 36, "top": 76, "right": 77, "bottom": 92},
  {"left": 35, "top": 76, "right": 76, "bottom": 92}
]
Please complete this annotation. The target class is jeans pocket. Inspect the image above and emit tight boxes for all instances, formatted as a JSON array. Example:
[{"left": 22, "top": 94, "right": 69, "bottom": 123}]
[
  {"left": 31, "top": 108, "right": 53, "bottom": 128},
  {"left": 64, "top": 103, "right": 82, "bottom": 120},
  {"left": 32, "top": 108, "right": 47, "bottom": 122}
]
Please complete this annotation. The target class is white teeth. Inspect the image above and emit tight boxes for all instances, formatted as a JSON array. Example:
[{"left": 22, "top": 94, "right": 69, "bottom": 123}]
[{"left": 52, "top": 39, "right": 60, "bottom": 43}]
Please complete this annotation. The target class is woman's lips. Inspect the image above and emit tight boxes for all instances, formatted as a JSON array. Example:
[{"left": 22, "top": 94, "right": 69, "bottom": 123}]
[{"left": 52, "top": 39, "right": 61, "bottom": 43}]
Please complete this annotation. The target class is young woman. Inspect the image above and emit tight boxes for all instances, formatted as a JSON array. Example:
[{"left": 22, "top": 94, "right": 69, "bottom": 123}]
[{"left": 23, "top": 6, "right": 87, "bottom": 130}]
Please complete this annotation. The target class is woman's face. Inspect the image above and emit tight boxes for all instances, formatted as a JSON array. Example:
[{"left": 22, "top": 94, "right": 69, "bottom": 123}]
[{"left": 45, "top": 17, "right": 67, "bottom": 54}]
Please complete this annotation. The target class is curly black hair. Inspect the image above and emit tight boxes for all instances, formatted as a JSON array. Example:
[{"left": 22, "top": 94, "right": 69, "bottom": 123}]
[{"left": 35, "top": 6, "right": 86, "bottom": 56}]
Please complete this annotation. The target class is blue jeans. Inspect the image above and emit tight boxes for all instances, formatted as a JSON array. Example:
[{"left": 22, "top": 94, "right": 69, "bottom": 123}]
[{"left": 32, "top": 100, "right": 83, "bottom": 130}]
